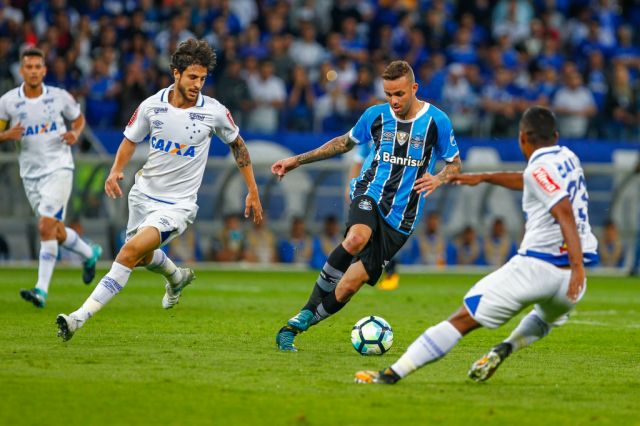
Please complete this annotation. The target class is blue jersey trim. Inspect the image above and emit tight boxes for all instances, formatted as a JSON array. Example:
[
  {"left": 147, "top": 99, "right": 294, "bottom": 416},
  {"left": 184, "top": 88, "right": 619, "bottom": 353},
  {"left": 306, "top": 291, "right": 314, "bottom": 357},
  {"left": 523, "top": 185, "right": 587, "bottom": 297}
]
[
  {"left": 547, "top": 194, "right": 569, "bottom": 212},
  {"left": 529, "top": 148, "right": 562, "bottom": 164},
  {"left": 144, "top": 194, "right": 175, "bottom": 205},
  {"left": 522, "top": 250, "right": 599, "bottom": 266}
]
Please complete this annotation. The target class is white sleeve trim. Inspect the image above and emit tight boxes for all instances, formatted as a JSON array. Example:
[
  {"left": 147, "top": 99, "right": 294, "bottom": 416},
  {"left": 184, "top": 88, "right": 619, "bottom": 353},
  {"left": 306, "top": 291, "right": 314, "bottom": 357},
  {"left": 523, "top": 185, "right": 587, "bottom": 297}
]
[
  {"left": 122, "top": 130, "right": 147, "bottom": 143},
  {"left": 443, "top": 150, "right": 460, "bottom": 162},
  {"left": 348, "top": 128, "right": 360, "bottom": 144}
]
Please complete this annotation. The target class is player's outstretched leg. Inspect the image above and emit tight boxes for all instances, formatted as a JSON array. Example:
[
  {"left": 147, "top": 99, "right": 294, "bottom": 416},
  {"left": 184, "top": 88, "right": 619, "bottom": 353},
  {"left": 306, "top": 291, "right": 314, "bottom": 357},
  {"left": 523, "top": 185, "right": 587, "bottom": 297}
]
[
  {"left": 21, "top": 217, "right": 60, "bottom": 308},
  {"left": 356, "top": 307, "right": 479, "bottom": 384},
  {"left": 469, "top": 310, "right": 554, "bottom": 382},
  {"left": 58, "top": 224, "right": 103, "bottom": 284},
  {"left": 145, "top": 249, "right": 196, "bottom": 309}
]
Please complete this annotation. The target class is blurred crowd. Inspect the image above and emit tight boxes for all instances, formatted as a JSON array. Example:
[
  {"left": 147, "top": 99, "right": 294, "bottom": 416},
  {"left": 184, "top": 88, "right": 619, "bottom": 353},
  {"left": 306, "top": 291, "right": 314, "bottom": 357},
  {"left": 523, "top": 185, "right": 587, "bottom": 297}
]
[{"left": 1, "top": 0, "right": 640, "bottom": 139}]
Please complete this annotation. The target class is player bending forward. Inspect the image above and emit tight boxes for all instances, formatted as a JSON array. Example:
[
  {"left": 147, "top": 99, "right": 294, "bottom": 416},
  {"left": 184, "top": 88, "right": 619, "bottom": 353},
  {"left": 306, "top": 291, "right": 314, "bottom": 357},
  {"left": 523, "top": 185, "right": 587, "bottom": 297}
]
[
  {"left": 272, "top": 61, "right": 461, "bottom": 351},
  {"left": 355, "top": 106, "right": 598, "bottom": 384},
  {"left": 0, "top": 47, "right": 102, "bottom": 308},
  {"left": 56, "top": 39, "right": 262, "bottom": 341}
]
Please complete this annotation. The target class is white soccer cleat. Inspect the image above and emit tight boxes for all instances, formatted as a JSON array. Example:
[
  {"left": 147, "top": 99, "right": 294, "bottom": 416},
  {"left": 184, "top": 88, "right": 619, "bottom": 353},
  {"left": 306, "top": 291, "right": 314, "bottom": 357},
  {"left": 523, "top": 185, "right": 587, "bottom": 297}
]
[
  {"left": 162, "top": 268, "right": 196, "bottom": 309},
  {"left": 56, "top": 314, "right": 80, "bottom": 342}
]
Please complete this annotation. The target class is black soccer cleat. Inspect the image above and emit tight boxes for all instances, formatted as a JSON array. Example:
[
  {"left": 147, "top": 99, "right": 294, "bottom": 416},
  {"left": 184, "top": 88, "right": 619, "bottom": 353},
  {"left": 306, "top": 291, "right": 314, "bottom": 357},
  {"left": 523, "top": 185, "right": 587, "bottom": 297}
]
[
  {"left": 20, "top": 288, "right": 46, "bottom": 308},
  {"left": 354, "top": 367, "right": 401, "bottom": 385},
  {"left": 468, "top": 342, "right": 513, "bottom": 382},
  {"left": 82, "top": 244, "right": 103, "bottom": 284}
]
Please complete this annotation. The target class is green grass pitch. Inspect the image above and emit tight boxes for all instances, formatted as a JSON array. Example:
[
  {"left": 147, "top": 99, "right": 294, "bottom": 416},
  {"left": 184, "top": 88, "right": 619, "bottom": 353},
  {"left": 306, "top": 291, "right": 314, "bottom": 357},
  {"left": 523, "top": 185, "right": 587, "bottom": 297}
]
[{"left": 1, "top": 268, "right": 639, "bottom": 426}]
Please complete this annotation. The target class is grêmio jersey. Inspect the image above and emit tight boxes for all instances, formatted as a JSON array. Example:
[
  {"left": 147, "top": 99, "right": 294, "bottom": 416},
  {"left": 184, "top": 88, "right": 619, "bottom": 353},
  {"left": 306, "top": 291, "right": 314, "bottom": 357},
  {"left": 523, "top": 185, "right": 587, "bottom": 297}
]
[
  {"left": 519, "top": 145, "right": 598, "bottom": 266},
  {"left": 0, "top": 83, "right": 81, "bottom": 179},
  {"left": 348, "top": 102, "right": 459, "bottom": 235},
  {"left": 124, "top": 84, "right": 239, "bottom": 204}
]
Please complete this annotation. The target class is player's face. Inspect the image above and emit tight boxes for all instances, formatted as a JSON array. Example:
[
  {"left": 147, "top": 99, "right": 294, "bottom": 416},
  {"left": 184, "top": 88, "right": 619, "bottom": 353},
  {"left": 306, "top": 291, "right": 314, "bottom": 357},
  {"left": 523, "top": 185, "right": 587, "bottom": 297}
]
[
  {"left": 383, "top": 76, "right": 418, "bottom": 117},
  {"left": 19, "top": 56, "right": 47, "bottom": 88},
  {"left": 175, "top": 64, "right": 208, "bottom": 103}
]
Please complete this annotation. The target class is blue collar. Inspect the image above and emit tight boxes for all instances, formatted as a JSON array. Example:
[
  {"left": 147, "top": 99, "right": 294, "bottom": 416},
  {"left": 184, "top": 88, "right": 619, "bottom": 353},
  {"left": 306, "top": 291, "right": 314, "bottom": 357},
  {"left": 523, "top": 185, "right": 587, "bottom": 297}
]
[{"left": 161, "top": 84, "right": 205, "bottom": 107}]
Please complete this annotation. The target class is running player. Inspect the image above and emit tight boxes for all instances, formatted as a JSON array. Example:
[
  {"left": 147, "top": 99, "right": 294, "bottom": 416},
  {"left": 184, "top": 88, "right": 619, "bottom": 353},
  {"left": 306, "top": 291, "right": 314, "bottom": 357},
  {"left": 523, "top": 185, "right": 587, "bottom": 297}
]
[
  {"left": 355, "top": 106, "right": 598, "bottom": 384},
  {"left": 0, "top": 47, "right": 102, "bottom": 308},
  {"left": 55, "top": 38, "right": 263, "bottom": 341},
  {"left": 272, "top": 61, "right": 462, "bottom": 351}
]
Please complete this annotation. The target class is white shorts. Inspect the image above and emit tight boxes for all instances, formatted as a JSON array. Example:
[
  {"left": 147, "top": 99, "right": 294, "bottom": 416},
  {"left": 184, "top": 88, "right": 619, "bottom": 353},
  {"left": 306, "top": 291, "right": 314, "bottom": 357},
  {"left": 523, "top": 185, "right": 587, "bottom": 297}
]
[
  {"left": 463, "top": 255, "right": 586, "bottom": 329},
  {"left": 22, "top": 168, "right": 73, "bottom": 221},
  {"left": 126, "top": 185, "right": 198, "bottom": 248}
]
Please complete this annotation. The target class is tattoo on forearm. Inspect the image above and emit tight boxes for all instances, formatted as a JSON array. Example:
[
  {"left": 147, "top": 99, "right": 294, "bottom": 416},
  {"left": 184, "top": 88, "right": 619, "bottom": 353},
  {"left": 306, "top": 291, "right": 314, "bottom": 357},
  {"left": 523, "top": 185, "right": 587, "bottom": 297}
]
[
  {"left": 295, "top": 133, "right": 355, "bottom": 165},
  {"left": 229, "top": 135, "right": 252, "bottom": 168},
  {"left": 438, "top": 156, "right": 462, "bottom": 184}
]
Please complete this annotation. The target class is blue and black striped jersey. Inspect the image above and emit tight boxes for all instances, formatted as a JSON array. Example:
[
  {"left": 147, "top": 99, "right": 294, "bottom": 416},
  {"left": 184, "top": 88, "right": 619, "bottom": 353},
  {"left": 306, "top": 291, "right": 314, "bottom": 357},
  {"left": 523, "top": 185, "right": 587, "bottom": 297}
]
[{"left": 348, "top": 102, "right": 459, "bottom": 235}]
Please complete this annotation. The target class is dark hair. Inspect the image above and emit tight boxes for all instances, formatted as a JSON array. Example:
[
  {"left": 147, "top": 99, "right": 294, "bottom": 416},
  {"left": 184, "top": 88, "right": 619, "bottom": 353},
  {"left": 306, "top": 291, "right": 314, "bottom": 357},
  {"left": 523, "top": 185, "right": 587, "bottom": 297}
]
[
  {"left": 170, "top": 38, "right": 216, "bottom": 74},
  {"left": 20, "top": 47, "right": 44, "bottom": 62},
  {"left": 520, "top": 106, "right": 558, "bottom": 146},
  {"left": 382, "top": 60, "right": 415, "bottom": 82}
]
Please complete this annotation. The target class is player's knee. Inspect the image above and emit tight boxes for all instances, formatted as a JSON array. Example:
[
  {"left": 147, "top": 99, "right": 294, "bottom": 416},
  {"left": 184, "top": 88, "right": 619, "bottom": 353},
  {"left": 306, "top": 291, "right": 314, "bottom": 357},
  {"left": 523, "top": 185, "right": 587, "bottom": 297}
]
[
  {"left": 343, "top": 233, "right": 367, "bottom": 254},
  {"left": 38, "top": 218, "right": 56, "bottom": 240},
  {"left": 116, "top": 244, "right": 142, "bottom": 268}
]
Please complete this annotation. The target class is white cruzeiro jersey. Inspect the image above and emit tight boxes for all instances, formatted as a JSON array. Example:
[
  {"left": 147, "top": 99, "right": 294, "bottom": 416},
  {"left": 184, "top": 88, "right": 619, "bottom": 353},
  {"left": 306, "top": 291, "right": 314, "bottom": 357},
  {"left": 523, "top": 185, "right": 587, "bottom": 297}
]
[
  {"left": 0, "top": 83, "right": 81, "bottom": 179},
  {"left": 124, "top": 84, "right": 239, "bottom": 204},
  {"left": 519, "top": 145, "right": 598, "bottom": 266}
]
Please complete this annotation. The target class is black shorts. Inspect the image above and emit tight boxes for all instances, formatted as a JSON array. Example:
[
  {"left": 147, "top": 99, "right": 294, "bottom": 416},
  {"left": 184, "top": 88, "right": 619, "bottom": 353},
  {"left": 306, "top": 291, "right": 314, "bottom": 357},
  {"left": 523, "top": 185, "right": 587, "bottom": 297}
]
[{"left": 346, "top": 195, "right": 410, "bottom": 286}]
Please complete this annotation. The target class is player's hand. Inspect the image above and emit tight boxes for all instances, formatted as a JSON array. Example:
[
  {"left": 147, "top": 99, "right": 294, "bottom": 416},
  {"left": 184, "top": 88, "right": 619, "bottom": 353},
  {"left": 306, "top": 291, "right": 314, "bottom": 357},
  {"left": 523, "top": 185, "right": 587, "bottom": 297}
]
[
  {"left": 414, "top": 173, "right": 442, "bottom": 198},
  {"left": 3, "top": 120, "right": 24, "bottom": 140},
  {"left": 245, "top": 189, "right": 263, "bottom": 224},
  {"left": 105, "top": 170, "right": 124, "bottom": 199},
  {"left": 567, "top": 265, "right": 586, "bottom": 303},
  {"left": 271, "top": 157, "right": 300, "bottom": 181},
  {"left": 447, "top": 173, "right": 486, "bottom": 186},
  {"left": 61, "top": 131, "right": 79, "bottom": 146}
]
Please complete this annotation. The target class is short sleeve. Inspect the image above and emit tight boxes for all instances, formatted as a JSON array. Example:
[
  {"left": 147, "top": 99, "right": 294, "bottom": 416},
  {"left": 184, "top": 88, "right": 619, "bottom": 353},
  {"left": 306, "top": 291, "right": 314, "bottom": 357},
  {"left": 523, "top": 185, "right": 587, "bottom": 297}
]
[
  {"left": 0, "top": 95, "right": 8, "bottom": 122},
  {"left": 435, "top": 114, "right": 459, "bottom": 162},
  {"left": 60, "top": 89, "right": 82, "bottom": 120},
  {"left": 348, "top": 109, "right": 372, "bottom": 145},
  {"left": 123, "top": 99, "right": 150, "bottom": 143},
  {"left": 214, "top": 106, "right": 240, "bottom": 144},
  {"left": 523, "top": 164, "right": 569, "bottom": 211},
  {"left": 353, "top": 142, "right": 372, "bottom": 163}
]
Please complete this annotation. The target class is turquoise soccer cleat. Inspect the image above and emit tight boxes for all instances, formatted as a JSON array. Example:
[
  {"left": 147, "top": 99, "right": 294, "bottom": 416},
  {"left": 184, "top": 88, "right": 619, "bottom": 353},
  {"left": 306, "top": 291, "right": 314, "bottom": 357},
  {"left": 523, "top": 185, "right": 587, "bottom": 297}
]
[
  {"left": 276, "top": 326, "right": 300, "bottom": 352},
  {"left": 82, "top": 244, "right": 103, "bottom": 284},
  {"left": 20, "top": 288, "right": 47, "bottom": 308},
  {"left": 287, "top": 310, "right": 314, "bottom": 332}
]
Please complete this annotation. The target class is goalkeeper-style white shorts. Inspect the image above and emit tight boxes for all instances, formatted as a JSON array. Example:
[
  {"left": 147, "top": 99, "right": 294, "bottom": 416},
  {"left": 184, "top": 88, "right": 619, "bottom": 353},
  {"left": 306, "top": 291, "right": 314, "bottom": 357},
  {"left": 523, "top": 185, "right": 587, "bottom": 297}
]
[
  {"left": 463, "top": 255, "right": 586, "bottom": 329},
  {"left": 125, "top": 184, "right": 198, "bottom": 248},
  {"left": 22, "top": 168, "right": 73, "bottom": 221}
]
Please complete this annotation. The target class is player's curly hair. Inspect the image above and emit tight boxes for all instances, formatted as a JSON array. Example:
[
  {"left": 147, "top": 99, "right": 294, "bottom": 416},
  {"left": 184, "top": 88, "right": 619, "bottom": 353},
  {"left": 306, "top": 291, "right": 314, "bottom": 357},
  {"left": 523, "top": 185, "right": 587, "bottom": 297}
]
[{"left": 170, "top": 38, "right": 216, "bottom": 74}]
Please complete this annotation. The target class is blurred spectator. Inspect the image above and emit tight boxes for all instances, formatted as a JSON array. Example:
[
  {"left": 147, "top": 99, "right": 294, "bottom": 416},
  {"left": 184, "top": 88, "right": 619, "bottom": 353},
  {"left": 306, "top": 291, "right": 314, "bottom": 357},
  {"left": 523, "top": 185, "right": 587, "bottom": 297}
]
[
  {"left": 481, "top": 67, "right": 519, "bottom": 136},
  {"left": 116, "top": 62, "right": 152, "bottom": 128},
  {"left": 599, "top": 220, "right": 625, "bottom": 268},
  {"left": 446, "top": 29, "right": 478, "bottom": 65},
  {"left": 83, "top": 57, "right": 119, "bottom": 128},
  {"left": 492, "top": 0, "right": 533, "bottom": 44},
  {"left": 286, "top": 65, "right": 315, "bottom": 131},
  {"left": 216, "top": 60, "right": 251, "bottom": 128},
  {"left": 575, "top": 20, "right": 607, "bottom": 69},
  {"left": 441, "top": 63, "right": 477, "bottom": 135},
  {"left": 239, "top": 24, "right": 268, "bottom": 59},
  {"left": 411, "top": 212, "right": 454, "bottom": 266},
  {"left": 247, "top": 60, "right": 286, "bottom": 132},
  {"left": 245, "top": 217, "right": 277, "bottom": 264},
  {"left": 484, "top": 218, "right": 517, "bottom": 267},
  {"left": 311, "top": 215, "right": 341, "bottom": 270},
  {"left": 612, "top": 25, "right": 640, "bottom": 78},
  {"left": 454, "top": 226, "right": 485, "bottom": 265},
  {"left": 537, "top": 37, "right": 564, "bottom": 71},
  {"left": 415, "top": 62, "right": 442, "bottom": 105},
  {"left": 288, "top": 22, "right": 326, "bottom": 70},
  {"left": 552, "top": 72, "right": 597, "bottom": 138},
  {"left": 168, "top": 228, "right": 202, "bottom": 263},
  {"left": 586, "top": 51, "right": 608, "bottom": 114},
  {"left": 341, "top": 16, "right": 367, "bottom": 62},
  {"left": 279, "top": 217, "right": 313, "bottom": 265},
  {"left": 269, "top": 35, "right": 294, "bottom": 84},
  {"left": 211, "top": 215, "right": 246, "bottom": 262},
  {"left": 604, "top": 63, "right": 639, "bottom": 140},
  {"left": 155, "top": 13, "right": 196, "bottom": 56},
  {"left": 347, "top": 67, "right": 376, "bottom": 117}
]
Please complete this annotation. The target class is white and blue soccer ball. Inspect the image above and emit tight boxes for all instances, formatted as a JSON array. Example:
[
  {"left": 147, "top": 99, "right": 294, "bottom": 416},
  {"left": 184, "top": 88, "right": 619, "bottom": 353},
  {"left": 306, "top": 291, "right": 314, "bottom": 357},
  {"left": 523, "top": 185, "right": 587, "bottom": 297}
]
[{"left": 351, "top": 316, "right": 393, "bottom": 355}]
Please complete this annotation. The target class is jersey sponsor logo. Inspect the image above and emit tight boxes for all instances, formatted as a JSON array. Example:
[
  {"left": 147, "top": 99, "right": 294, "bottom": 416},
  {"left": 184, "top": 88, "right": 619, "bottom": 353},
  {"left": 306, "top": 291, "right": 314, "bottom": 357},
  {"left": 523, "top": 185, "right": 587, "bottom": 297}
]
[
  {"left": 43, "top": 98, "right": 54, "bottom": 105},
  {"left": 15, "top": 101, "right": 25, "bottom": 108},
  {"left": 151, "top": 120, "right": 163, "bottom": 128},
  {"left": 152, "top": 107, "right": 168, "bottom": 114},
  {"left": 381, "top": 131, "right": 395, "bottom": 141},
  {"left": 450, "top": 129, "right": 457, "bottom": 147},
  {"left": 22, "top": 122, "right": 58, "bottom": 136},
  {"left": 376, "top": 151, "right": 427, "bottom": 167},
  {"left": 128, "top": 107, "right": 139, "bottom": 126},
  {"left": 533, "top": 167, "right": 561, "bottom": 193},
  {"left": 410, "top": 133, "right": 424, "bottom": 149},
  {"left": 189, "top": 113, "right": 205, "bottom": 121},
  {"left": 225, "top": 108, "right": 237, "bottom": 129},
  {"left": 359, "top": 199, "right": 373, "bottom": 211},
  {"left": 397, "top": 131, "right": 409, "bottom": 145},
  {"left": 150, "top": 136, "right": 195, "bottom": 157}
]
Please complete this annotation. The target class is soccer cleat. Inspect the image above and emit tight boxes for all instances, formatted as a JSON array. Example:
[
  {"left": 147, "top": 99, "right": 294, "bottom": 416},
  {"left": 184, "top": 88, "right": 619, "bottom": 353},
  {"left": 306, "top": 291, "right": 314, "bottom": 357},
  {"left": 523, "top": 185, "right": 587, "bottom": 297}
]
[
  {"left": 379, "top": 273, "right": 400, "bottom": 290},
  {"left": 162, "top": 268, "right": 196, "bottom": 309},
  {"left": 82, "top": 244, "right": 103, "bottom": 284},
  {"left": 468, "top": 342, "right": 513, "bottom": 382},
  {"left": 20, "top": 288, "right": 46, "bottom": 308},
  {"left": 276, "top": 326, "right": 299, "bottom": 352},
  {"left": 56, "top": 314, "right": 80, "bottom": 342},
  {"left": 354, "top": 367, "right": 401, "bottom": 385},
  {"left": 287, "top": 310, "right": 314, "bottom": 332}
]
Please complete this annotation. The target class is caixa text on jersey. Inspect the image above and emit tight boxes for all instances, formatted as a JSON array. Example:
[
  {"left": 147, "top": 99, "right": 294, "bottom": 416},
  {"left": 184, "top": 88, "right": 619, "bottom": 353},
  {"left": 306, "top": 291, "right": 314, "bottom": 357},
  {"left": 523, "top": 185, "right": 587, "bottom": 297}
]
[{"left": 150, "top": 137, "right": 195, "bottom": 157}]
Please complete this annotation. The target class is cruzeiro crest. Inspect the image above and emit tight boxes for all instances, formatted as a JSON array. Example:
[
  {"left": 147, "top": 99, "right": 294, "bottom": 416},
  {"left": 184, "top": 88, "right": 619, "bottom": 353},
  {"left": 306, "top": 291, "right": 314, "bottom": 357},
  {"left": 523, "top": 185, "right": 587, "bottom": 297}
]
[
  {"left": 410, "top": 133, "right": 424, "bottom": 150},
  {"left": 396, "top": 131, "right": 409, "bottom": 145}
]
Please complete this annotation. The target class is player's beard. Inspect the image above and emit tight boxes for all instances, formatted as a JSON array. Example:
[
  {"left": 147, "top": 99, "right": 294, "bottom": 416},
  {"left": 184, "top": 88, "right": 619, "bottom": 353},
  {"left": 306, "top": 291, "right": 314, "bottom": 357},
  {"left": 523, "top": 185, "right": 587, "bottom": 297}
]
[{"left": 176, "top": 78, "right": 198, "bottom": 103}]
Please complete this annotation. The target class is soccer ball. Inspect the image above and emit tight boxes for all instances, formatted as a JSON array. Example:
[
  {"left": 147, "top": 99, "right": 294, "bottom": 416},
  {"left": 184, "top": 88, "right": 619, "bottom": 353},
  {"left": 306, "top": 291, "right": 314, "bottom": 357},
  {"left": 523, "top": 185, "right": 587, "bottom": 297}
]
[{"left": 351, "top": 316, "right": 393, "bottom": 355}]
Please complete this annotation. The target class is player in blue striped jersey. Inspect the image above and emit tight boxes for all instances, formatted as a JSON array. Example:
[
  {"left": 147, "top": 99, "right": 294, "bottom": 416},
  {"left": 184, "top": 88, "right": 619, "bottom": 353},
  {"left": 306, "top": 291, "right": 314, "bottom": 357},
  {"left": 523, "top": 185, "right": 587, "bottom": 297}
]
[{"left": 271, "top": 61, "right": 462, "bottom": 351}]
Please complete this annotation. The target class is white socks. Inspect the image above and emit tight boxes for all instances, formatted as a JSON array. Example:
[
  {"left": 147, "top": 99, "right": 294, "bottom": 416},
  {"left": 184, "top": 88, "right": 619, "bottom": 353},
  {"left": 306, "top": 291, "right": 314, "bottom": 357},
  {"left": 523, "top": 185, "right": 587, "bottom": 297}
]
[
  {"left": 35, "top": 240, "right": 58, "bottom": 294},
  {"left": 60, "top": 227, "right": 94, "bottom": 259},
  {"left": 71, "top": 262, "right": 132, "bottom": 327},
  {"left": 504, "top": 311, "right": 553, "bottom": 351},
  {"left": 392, "top": 321, "right": 462, "bottom": 378},
  {"left": 146, "top": 250, "right": 183, "bottom": 285}
]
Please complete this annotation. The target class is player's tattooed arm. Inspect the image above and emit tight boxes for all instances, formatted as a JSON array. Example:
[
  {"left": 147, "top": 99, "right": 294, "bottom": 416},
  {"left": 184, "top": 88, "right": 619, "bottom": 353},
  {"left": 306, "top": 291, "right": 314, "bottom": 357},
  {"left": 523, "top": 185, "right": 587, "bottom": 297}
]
[
  {"left": 271, "top": 132, "right": 355, "bottom": 181},
  {"left": 414, "top": 155, "right": 462, "bottom": 198},
  {"left": 229, "top": 134, "right": 251, "bottom": 168}
]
